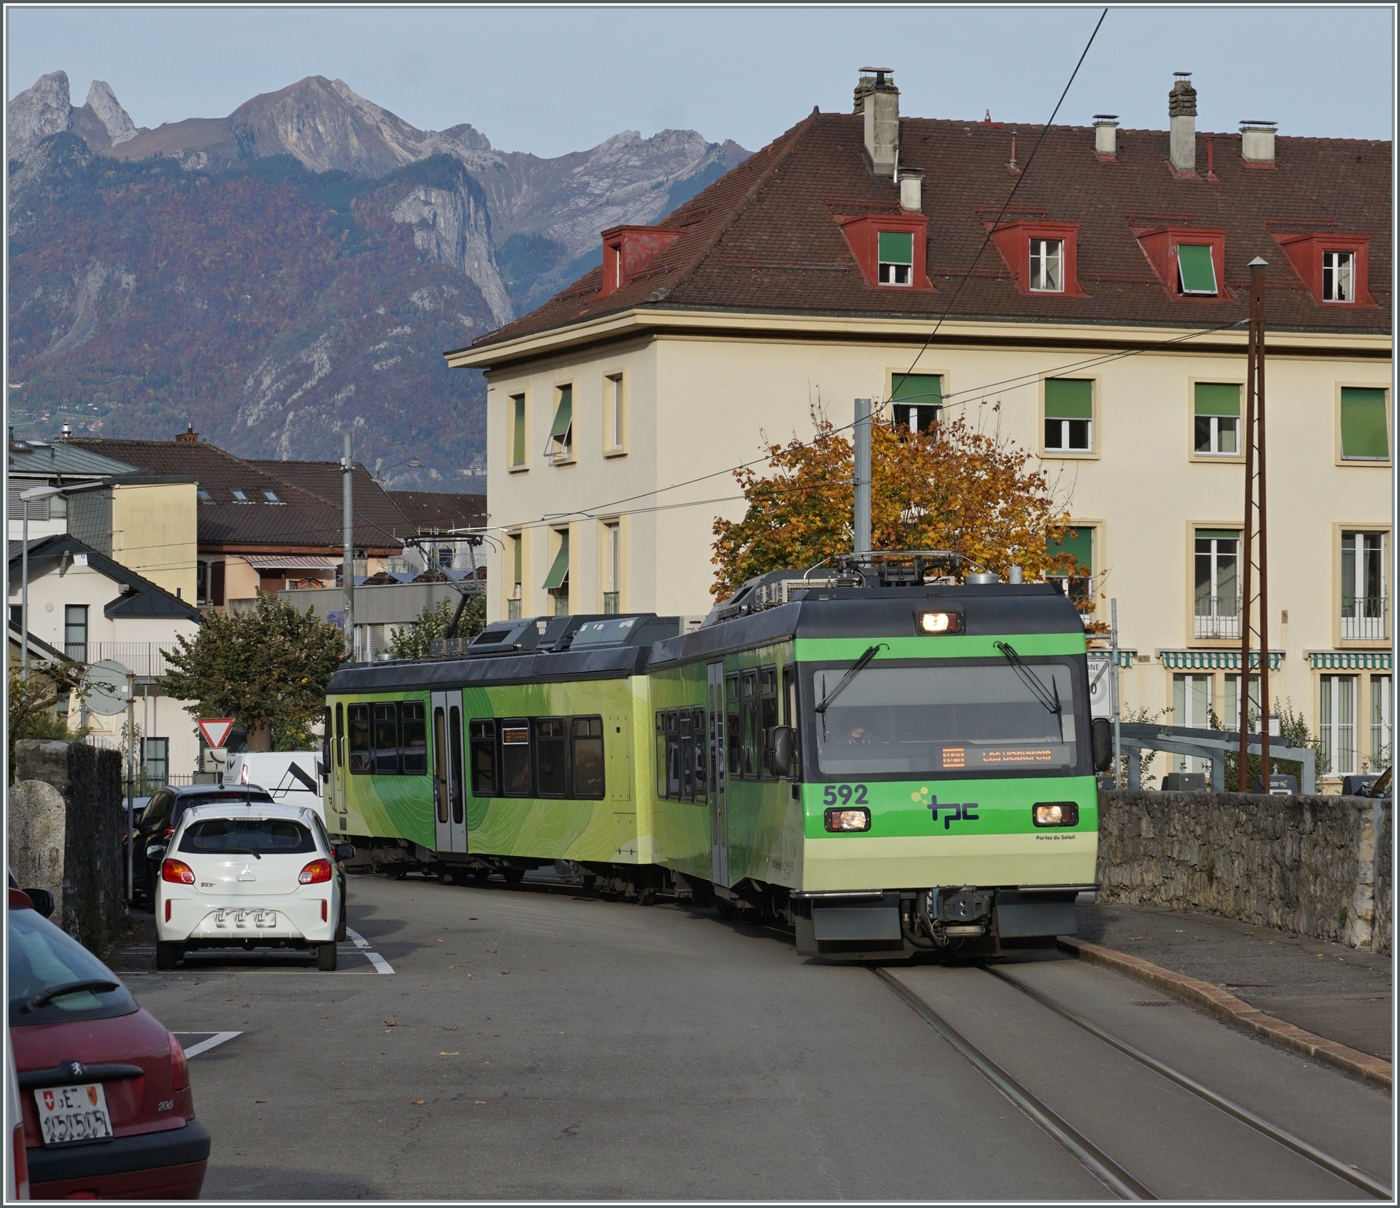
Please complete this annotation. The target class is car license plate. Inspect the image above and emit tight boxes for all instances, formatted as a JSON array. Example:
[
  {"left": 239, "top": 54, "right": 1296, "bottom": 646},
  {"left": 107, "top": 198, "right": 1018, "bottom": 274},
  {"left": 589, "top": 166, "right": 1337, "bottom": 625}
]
[
  {"left": 255, "top": 910, "right": 276, "bottom": 928},
  {"left": 215, "top": 910, "right": 275, "bottom": 928},
  {"left": 34, "top": 1083, "right": 113, "bottom": 1145}
]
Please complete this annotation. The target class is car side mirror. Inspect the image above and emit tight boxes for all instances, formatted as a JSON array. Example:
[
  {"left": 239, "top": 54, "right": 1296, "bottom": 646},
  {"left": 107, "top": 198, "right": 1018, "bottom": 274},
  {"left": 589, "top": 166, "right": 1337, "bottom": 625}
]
[
  {"left": 146, "top": 843, "right": 167, "bottom": 861},
  {"left": 334, "top": 843, "right": 356, "bottom": 862},
  {"left": 1091, "top": 717, "right": 1113, "bottom": 773},
  {"left": 771, "top": 726, "right": 795, "bottom": 778},
  {"left": 24, "top": 888, "right": 54, "bottom": 919}
]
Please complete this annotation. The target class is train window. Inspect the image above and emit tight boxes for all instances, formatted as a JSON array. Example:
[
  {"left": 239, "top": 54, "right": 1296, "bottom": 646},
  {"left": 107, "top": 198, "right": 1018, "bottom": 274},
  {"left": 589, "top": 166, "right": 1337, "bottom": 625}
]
[
  {"left": 433, "top": 707, "right": 449, "bottom": 823},
  {"left": 372, "top": 702, "right": 399, "bottom": 775},
  {"left": 335, "top": 702, "right": 344, "bottom": 768},
  {"left": 782, "top": 666, "right": 801, "bottom": 779},
  {"left": 665, "top": 711, "right": 682, "bottom": 799},
  {"left": 571, "top": 716, "right": 605, "bottom": 798},
  {"left": 679, "top": 710, "right": 694, "bottom": 801},
  {"left": 322, "top": 707, "right": 331, "bottom": 773},
  {"left": 449, "top": 707, "right": 465, "bottom": 823},
  {"left": 692, "top": 706, "right": 707, "bottom": 797},
  {"left": 759, "top": 666, "right": 778, "bottom": 779},
  {"left": 536, "top": 718, "right": 568, "bottom": 797},
  {"left": 726, "top": 674, "right": 741, "bottom": 777},
  {"left": 501, "top": 719, "right": 532, "bottom": 796},
  {"left": 655, "top": 713, "right": 668, "bottom": 798},
  {"left": 469, "top": 720, "right": 499, "bottom": 797},
  {"left": 400, "top": 702, "right": 427, "bottom": 775},
  {"left": 347, "top": 704, "right": 371, "bottom": 774},
  {"left": 740, "top": 670, "right": 759, "bottom": 778}
]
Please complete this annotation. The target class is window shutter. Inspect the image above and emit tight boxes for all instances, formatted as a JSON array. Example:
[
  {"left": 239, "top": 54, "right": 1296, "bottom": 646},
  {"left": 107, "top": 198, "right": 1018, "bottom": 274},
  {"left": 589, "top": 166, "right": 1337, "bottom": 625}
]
[
  {"left": 890, "top": 373, "right": 942, "bottom": 405},
  {"left": 1045, "top": 379, "right": 1093, "bottom": 420},
  {"left": 1047, "top": 527, "right": 1092, "bottom": 575},
  {"left": 878, "top": 231, "right": 913, "bottom": 264},
  {"left": 543, "top": 532, "right": 570, "bottom": 590},
  {"left": 1177, "top": 244, "right": 1217, "bottom": 294},
  {"left": 549, "top": 389, "right": 573, "bottom": 440},
  {"left": 1341, "top": 387, "right": 1389, "bottom": 459},
  {"left": 1193, "top": 382, "right": 1241, "bottom": 417},
  {"left": 512, "top": 397, "right": 526, "bottom": 465}
]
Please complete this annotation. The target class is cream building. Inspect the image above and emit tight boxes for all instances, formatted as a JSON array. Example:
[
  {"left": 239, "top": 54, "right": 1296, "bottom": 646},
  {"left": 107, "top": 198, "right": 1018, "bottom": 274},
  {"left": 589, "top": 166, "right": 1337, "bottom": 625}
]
[{"left": 449, "top": 71, "right": 1393, "bottom": 783}]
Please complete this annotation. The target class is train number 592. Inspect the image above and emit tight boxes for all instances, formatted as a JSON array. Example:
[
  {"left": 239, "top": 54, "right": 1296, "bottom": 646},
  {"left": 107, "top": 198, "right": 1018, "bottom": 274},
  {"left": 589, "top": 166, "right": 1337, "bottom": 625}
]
[{"left": 822, "top": 784, "right": 868, "bottom": 806}]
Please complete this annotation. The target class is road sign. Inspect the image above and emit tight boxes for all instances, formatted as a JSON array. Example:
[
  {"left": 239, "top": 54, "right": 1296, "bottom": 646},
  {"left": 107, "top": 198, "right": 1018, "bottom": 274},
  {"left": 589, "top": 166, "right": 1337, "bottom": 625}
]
[
  {"left": 198, "top": 719, "right": 235, "bottom": 749},
  {"left": 81, "top": 660, "right": 131, "bottom": 715},
  {"left": 1087, "top": 652, "right": 1114, "bottom": 719}
]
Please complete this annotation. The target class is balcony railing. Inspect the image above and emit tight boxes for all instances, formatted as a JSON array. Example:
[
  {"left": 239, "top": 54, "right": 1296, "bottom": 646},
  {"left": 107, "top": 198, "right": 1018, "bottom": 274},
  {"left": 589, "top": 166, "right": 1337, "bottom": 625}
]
[
  {"left": 83, "top": 641, "right": 175, "bottom": 678},
  {"left": 1341, "top": 595, "right": 1389, "bottom": 641},
  {"left": 1194, "top": 596, "right": 1240, "bottom": 640},
  {"left": 603, "top": 592, "right": 620, "bottom": 615},
  {"left": 507, "top": 598, "right": 522, "bottom": 620}
]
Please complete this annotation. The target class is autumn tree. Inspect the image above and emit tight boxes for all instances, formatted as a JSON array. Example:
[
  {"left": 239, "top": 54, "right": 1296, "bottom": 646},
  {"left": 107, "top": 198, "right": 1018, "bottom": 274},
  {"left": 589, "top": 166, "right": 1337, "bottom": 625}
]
[
  {"left": 388, "top": 594, "right": 487, "bottom": 660},
  {"left": 711, "top": 406, "right": 1082, "bottom": 599},
  {"left": 7, "top": 660, "right": 89, "bottom": 779},
  {"left": 161, "top": 594, "right": 345, "bottom": 751}
]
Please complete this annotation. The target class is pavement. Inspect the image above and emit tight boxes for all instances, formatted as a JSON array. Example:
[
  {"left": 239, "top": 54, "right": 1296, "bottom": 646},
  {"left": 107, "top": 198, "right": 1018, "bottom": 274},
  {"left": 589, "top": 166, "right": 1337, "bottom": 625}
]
[{"left": 1075, "top": 900, "right": 1393, "bottom": 1062}]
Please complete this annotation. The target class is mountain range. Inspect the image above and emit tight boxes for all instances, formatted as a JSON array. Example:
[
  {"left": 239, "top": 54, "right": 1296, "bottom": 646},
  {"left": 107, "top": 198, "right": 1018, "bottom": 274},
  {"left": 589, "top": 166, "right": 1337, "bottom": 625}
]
[{"left": 7, "top": 72, "right": 748, "bottom": 488}]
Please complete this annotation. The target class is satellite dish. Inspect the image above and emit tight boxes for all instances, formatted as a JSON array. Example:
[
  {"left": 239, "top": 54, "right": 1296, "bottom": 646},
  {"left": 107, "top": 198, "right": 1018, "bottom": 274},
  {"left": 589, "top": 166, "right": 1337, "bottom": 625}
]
[{"left": 82, "top": 659, "right": 131, "bottom": 715}]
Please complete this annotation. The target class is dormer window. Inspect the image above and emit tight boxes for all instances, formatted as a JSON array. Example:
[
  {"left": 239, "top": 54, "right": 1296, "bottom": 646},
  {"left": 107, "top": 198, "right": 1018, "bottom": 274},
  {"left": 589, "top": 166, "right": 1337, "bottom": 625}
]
[
  {"left": 1176, "top": 244, "right": 1218, "bottom": 295},
  {"left": 1132, "top": 227, "right": 1226, "bottom": 301},
  {"left": 1029, "top": 239, "right": 1063, "bottom": 292},
  {"left": 877, "top": 232, "right": 913, "bottom": 286},
  {"left": 1323, "top": 251, "right": 1355, "bottom": 302}
]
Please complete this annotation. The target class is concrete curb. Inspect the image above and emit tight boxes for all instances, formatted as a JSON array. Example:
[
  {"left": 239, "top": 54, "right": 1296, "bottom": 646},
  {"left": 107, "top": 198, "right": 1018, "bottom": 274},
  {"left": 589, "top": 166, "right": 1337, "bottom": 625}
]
[{"left": 1058, "top": 936, "right": 1393, "bottom": 1091}]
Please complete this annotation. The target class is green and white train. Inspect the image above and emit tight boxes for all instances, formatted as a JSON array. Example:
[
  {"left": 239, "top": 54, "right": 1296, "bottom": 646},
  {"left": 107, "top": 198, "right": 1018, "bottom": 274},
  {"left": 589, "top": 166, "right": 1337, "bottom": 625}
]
[{"left": 323, "top": 555, "right": 1110, "bottom": 957}]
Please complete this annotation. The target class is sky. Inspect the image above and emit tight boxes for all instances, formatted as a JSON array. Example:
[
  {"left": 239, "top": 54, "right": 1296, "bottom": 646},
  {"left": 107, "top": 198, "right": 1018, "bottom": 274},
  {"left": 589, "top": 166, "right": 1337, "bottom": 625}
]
[{"left": 6, "top": 6, "right": 1395, "bottom": 159}]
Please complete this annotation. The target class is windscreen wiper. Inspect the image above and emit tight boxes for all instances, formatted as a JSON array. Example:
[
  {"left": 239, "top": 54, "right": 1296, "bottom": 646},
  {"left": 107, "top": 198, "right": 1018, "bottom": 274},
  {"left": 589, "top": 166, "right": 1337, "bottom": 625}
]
[
  {"left": 220, "top": 847, "right": 262, "bottom": 860},
  {"left": 994, "top": 641, "right": 1062, "bottom": 716},
  {"left": 816, "top": 643, "right": 887, "bottom": 736},
  {"left": 22, "top": 979, "right": 120, "bottom": 1014}
]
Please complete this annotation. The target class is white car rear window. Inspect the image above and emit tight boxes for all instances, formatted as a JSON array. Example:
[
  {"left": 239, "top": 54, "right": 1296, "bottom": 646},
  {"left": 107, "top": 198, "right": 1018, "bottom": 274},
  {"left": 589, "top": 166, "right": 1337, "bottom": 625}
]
[{"left": 179, "top": 818, "right": 316, "bottom": 856}]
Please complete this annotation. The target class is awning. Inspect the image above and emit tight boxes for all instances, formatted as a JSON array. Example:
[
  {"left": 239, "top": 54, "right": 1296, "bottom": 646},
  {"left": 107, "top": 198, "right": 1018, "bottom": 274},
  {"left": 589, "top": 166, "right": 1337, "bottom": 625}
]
[
  {"left": 549, "top": 395, "right": 573, "bottom": 440},
  {"left": 542, "top": 534, "right": 570, "bottom": 590},
  {"left": 242, "top": 556, "right": 338, "bottom": 571}
]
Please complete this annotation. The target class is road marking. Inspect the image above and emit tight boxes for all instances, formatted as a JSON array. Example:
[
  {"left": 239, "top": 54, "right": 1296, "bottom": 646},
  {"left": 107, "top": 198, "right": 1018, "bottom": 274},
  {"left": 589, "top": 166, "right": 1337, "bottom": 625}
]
[
  {"left": 345, "top": 928, "right": 395, "bottom": 975},
  {"left": 172, "top": 1031, "right": 242, "bottom": 1058}
]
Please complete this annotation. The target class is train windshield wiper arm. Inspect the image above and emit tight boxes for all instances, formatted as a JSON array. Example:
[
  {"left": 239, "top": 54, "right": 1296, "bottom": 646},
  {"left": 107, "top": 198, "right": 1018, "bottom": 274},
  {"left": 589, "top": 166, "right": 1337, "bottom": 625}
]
[
  {"left": 994, "top": 641, "right": 1061, "bottom": 715},
  {"left": 816, "top": 644, "right": 887, "bottom": 735}
]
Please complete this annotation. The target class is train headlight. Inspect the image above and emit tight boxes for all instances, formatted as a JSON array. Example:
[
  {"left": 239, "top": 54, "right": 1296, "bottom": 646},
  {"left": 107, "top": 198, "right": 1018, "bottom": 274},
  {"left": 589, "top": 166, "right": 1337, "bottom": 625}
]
[
  {"left": 916, "top": 610, "right": 963, "bottom": 635},
  {"left": 1033, "top": 802, "right": 1079, "bottom": 827},
  {"left": 824, "top": 807, "right": 872, "bottom": 832}
]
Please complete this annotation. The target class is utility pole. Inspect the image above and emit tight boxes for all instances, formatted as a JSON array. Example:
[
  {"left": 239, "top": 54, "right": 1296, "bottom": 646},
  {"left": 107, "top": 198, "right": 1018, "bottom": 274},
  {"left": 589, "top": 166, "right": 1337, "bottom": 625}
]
[
  {"left": 342, "top": 431, "right": 355, "bottom": 661},
  {"left": 1110, "top": 598, "right": 1122, "bottom": 788},
  {"left": 1238, "top": 257, "right": 1269, "bottom": 791},
  {"left": 20, "top": 498, "right": 30, "bottom": 680},
  {"left": 853, "top": 398, "right": 872, "bottom": 555}
]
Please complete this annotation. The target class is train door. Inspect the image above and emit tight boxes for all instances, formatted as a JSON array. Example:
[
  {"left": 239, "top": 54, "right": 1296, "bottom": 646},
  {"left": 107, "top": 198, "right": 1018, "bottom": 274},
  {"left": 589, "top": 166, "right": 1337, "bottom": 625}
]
[
  {"left": 431, "top": 691, "right": 468, "bottom": 854},
  {"left": 706, "top": 662, "right": 729, "bottom": 887}
]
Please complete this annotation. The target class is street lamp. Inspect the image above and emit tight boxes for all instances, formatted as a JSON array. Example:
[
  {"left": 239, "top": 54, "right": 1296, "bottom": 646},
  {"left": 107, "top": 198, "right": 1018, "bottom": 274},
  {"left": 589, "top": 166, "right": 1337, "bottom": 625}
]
[{"left": 17, "top": 481, "right": 106, "bottom": 679}]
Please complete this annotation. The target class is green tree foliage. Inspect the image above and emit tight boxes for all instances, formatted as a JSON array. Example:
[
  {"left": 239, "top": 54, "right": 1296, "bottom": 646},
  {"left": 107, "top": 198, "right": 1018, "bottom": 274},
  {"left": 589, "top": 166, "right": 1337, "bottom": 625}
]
[
  {"left": 161, "top": 594, "right": 344, "bottom": 751},
  {"left": 1210, "top": 698, "right": 1327, "bottom": 788},
  {"left": 388, "top": 594, "right": 487, "bottom": 660},
  {"left": 7, "top": 660, "right": 89, "bottom": 779}
]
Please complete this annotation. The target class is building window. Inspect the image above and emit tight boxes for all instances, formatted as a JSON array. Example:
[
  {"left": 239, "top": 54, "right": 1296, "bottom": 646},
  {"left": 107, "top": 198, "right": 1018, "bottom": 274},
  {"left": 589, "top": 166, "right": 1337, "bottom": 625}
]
[
  {"left": 1044, "top": 379, "right": 1093, "bottom": 453},
  {"left": 1172, "top": 674, "right": 1212, "bottom": 773},
  {"left": 604, "top": 522, "right": 620, "bottom": 614},
  {"left": 547, "top": 385, "right": 573, "bottom": 461},
  {"left": 436, "top": 546, "right": 453, "bottom": 570},
  {"left": 196, "top": 560, "right": 210, "bottom": 606},
  {"left": 606, "top": 374, "right": 625, "bottom": 453},
  {"left": 1047, "top": 526, "right": 1092, "bottom": 611},
  {"left": 143, "top": 738, "right": 169, "bottom": 788},
  {"left": 507, "top": 533, "right": 523, "bottom": 619},
  {"left": 1194, "top": 530, "right": 1240, "bottom": 639},
  {"left": 64, "top": 604, "right": 88, "bottom": 662},
  {"left": 1341, "top": 531, "right": 1388, "bottom": 641},
  {"left": 1029, "top": 238, "right": 1063, "bottom": 292},
  {"left": 230, "top": 489, "right": 251, "bottom": 503},
  {"left": 877, "top": 231, "right": 913, "bottom": 286},
  {"left": 510, "top": 394, "right": 527, "bottom": 469},
  {"left": 1370, "top": 675, "right": 1391, "bottom": 769},
  {"left": 544, "top": 529, "right": 569, "bottom": 616},
  {"left": 890, "top": 374, "right": 942, "bottom": 435},
  {"left": 1322, "top": 250, "right": 1355, "bottom": 303},
  {"left": 1320, "top": 674, "right": 1358, "bottom": 776},
  {"left": 1340, "top": 387, "right": 1389, "bottom": 461},
  {"left": 1194, "top": 383, "right": 1241, "bottom": 456},
  {"left": 1177, "top": 244, "right": 1218, "bottom": 295},
  {"left": 262, "top": 490, "right": 282, "bottom": 504},
  {"left": 1224, "top": 673, "right": 1262, "bottom": 735},
  {"left": 196, "top": 487, "right": 214, "bottom": 505}
]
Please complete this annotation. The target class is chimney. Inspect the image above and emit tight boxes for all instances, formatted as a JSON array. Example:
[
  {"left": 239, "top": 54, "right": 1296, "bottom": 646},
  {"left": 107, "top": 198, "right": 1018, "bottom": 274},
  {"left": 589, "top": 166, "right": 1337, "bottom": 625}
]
[
  {"left": 1093, "top": 114, "right": 1119, "bottom": 159},
  {"left": 858, "top": 67, "right": 899, "bottom": 178},
  {"left": 1169, "top": 72, "right": 1197, "bottom": 174},
  {"left": 176, "top": 422, "right": 199, "bottom": 444},
  {"left": 1240, "top": 120, "right": 1277, "bottom": 166},
  {"left": 899, "top": 168, "right": 923, "bottom": 212},
  {"left": 59, "top": 424, "right": 72, "bottom": 441}
]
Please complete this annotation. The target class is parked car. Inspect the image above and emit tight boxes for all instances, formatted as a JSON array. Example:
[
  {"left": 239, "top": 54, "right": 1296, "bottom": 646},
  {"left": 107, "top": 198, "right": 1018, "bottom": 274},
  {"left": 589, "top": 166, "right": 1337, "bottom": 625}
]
[
  {"left": 223, "top": 751, "right": 325, "bottom": 820},
  {"left": 8, "top": 887, "right": 210, "bottom": 1198},
  {"left": 154, "top": 802, "right": 354, "bottom": 971},
  {"left": 6, "top": 1027, "right": 27, "bottom": 1200},
  {"left": 133, "top": 785, "right": 276, "bottom": 904}
]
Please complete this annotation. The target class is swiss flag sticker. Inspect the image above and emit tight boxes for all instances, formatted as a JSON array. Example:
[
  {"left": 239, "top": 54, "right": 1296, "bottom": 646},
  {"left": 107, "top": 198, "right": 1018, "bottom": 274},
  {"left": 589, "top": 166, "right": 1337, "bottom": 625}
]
[{"left": 42, "top": 1090, "right": 54, "bottom": 1111}]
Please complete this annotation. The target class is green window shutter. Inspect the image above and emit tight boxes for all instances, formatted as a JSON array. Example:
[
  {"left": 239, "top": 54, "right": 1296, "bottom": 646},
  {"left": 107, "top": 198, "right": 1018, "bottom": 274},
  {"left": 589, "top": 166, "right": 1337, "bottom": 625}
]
[
  {"left": 878, "top": 231, "right": 913, "bottom": 265},
  {"left": 1195, "top": 529, "right": 1241, "bottom": 542},
  {"left": 1341, "top": 387, "right": 1390, "bottom": 459},
  {"left": 512, "top": 536, "right": 522, "bottom": 584},
  {"left": 1047, "top": 527, "right": 1092, "bottom": 575},
  {"left": 1194, "top": 382, "right": 1241, "bottom": 417},
  {"left": 1177, "top": 244, "right": 1217, "bottom": 294},
  {"left": 512, "top": 396, "right": 526, "bottom": 465},
  {"left": 543, "top": 531, "right": 570, "bottom": 590},
  {"left": 891, "top": 373, "right": 943, "bottom": 405},
  {"left": 1045, "top": 379, "right": 1093, "bottom": 420},
  {"left": 550, "top": 387, "right": 573, "bottom": 440}
]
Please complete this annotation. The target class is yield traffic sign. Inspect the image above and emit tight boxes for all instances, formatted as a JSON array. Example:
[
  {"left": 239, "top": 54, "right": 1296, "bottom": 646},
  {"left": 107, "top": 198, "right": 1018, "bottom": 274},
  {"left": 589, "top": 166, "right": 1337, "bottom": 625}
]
[{"left": 198, "top": 718, "right": 235, "bottom": 749}]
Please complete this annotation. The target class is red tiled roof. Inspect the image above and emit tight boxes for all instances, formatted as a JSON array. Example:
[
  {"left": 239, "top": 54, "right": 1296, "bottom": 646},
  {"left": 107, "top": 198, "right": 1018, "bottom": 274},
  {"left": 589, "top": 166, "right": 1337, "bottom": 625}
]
[
  {"left": 464, "top": 112, "right": 1391, "bottom": 350},
  {"left": 247, "top": 460, "right": 414, "bottom": 543}
]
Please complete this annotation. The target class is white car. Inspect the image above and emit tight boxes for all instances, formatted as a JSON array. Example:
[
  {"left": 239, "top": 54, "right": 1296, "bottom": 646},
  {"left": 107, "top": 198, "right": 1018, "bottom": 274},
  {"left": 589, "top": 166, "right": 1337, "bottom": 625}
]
[{"left": 153, "top": 801, "right": 352, "bottom": 972}]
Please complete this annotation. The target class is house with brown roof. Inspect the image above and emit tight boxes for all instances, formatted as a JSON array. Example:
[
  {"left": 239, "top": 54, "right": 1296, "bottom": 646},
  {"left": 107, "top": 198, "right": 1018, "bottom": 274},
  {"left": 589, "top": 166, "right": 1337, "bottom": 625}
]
[
  {"left": 385, "top": 490, "right": 487, "bottom": 576},
  {"left": 448, "top": 69, "right": 1392, "bottom": 784}
]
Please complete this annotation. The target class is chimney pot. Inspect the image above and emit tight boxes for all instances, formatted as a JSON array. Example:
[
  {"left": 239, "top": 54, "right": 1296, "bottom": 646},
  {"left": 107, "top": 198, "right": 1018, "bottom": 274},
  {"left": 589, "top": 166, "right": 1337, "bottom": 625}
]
[
  {"left": 899, "top": 169, "right": 924, "bottom": 212},
  {"left": 176, "top": 422, "right": 199, "bottom": 444},
  {"left": 858, "top": 66, "right": 899, "bottom": 178},
  {"left": 1240, "top": 120, "right": 1277, "bottom": 165},
  {"left": 1093, "top": 114, "right": 1119, "bottom": 159},
  {"left": 1169, "top": 73, "right": 1197, "bottom": 174}
]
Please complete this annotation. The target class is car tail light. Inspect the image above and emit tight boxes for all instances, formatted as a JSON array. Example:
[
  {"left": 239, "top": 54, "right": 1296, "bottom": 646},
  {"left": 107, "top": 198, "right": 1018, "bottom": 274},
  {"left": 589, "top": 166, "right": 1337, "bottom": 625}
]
[
  {"left": 162, "top": 858, "right": 196, "bottom": 885},
  {"left": 169, "top": 1032, "right": 189, "bottom": 1091},
  {"left": 163, "top": 825, "right": 175, "bottom": 839},
  {"left": 12, "top": 1120, "right": 28, "bottom": 1200},
  {"left": 299, "top": 859, "right": 333, "bottom": 885}
]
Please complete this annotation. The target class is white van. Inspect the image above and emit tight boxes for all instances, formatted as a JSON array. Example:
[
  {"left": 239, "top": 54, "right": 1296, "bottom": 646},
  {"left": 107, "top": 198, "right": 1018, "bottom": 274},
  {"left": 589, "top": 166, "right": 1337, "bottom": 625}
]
[{"left": 223, "top": 751, "right": 325, "bottom": 821}]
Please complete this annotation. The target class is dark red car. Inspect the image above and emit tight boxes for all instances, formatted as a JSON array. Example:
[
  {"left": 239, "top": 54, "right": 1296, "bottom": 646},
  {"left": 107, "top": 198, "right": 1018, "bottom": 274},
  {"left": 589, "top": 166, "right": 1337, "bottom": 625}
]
[{"left": 8, "top": 888, "right": 210, "bottom": 1198}]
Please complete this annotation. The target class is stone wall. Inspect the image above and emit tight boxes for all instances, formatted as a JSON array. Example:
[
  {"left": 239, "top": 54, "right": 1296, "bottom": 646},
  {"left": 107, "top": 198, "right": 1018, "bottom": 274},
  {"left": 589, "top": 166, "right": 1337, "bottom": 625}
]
[
  {"left": 1098, "top": 790, "right": 1392, "bottom": 955},
  {"left": 10, "top": 740, "right": 124, "bottom": 957}
]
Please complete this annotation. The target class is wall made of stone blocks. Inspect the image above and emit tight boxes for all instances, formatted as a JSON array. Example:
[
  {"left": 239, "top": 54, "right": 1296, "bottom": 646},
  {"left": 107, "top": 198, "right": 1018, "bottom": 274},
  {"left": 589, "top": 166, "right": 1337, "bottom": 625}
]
[{"left": 1098, "top": 790, "right": 1392, "bottom": 955}]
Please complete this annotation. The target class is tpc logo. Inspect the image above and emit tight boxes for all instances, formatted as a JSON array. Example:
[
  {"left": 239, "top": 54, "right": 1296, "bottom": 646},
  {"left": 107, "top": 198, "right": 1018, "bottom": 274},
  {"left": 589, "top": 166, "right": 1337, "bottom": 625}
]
[{"left": 910, "top": 787, "right": 980, "bottom": 830}]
